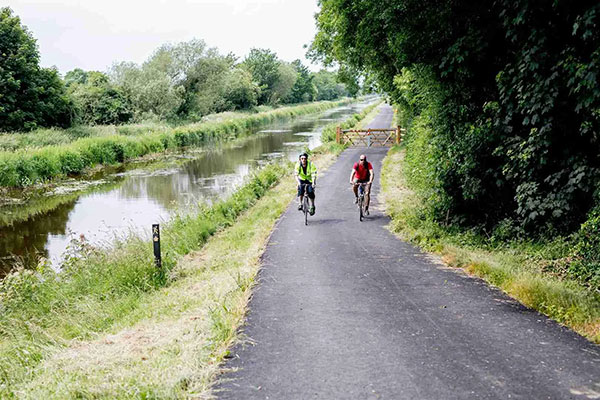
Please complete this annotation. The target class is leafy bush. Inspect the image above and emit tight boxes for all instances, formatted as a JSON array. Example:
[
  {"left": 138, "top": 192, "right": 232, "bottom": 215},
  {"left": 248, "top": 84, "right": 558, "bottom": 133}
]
[{"left": 569, "top": 205, "right": 600, "bottom": 289}]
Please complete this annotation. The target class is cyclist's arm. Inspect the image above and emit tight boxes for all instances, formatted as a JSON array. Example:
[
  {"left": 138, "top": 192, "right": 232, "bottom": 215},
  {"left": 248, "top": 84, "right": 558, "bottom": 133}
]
[
  {"left": 311, "top": 165, "right": 317, "bottom": 186},
  {"left": 368, "top": 166, "right": 374, "bottom": 184},
  {"left": 349, "top": 168, "right": 356, "bottom": 184}
]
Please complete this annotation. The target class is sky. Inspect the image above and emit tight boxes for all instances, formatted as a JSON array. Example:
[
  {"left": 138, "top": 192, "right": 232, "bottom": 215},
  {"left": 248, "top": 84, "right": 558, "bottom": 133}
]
[{"left": 4, "top": 0, "right": 323, "bottom": 75}]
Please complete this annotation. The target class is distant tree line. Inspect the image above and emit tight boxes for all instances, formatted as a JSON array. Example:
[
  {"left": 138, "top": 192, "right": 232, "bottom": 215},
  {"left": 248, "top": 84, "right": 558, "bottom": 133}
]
[{"left": 0, "top": 7, "right": 362, "bottom": 132}]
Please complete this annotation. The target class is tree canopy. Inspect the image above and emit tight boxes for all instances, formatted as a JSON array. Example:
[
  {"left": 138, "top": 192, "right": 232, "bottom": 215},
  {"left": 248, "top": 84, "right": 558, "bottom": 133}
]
[
  {"left": 310, "top": 0, "right": 600, "bottom": 235},
  {"left": 0, "top": 7, "right": 74, "bottom": 131}
]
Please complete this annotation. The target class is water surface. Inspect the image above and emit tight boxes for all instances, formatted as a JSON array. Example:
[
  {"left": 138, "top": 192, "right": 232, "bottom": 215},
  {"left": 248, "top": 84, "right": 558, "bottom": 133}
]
[{"left": 0, "top": 100, "right": 376, "bottom": 275}]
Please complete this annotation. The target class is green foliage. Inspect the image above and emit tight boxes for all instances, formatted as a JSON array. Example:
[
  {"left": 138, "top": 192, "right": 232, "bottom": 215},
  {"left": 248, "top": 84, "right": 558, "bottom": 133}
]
[
  {"left": 109, "top": 60, "right": 184, "bottom": 121},
  {"left": 569, "top": 204, "right": 600, "bottom": 289},
  {"left": 286, "top": 60, "right": 317, "bottom": 103},
  {"left": 311, "top": 0, "right": 600, "bottom": 236},
  {"left": 0, "top": 7, "right": 74, "bottom": 131},
  {"left": 174, "top": 45, "right": 237, "bottom": 119},
  {"left": 66, "top": 70, "right": 133, "bottom": 125},
  {"left": 221, "top": 67, "right": 260, "bottom": 110},
  {"left": 270, "top": 62, "right": 298, "bottom": 105},
  {"left": 242, "top": 48, "right": 282, "bottom": 105},
  {"left": 313, "top": 70, "right": 349, "bottom": 100},
  {"left": 337, "top": 65, "right": 361, "bottom": 97}
]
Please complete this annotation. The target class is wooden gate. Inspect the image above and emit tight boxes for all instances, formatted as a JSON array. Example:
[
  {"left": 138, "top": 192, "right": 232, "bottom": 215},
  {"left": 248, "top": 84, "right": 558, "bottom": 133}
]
[{"left": 336, "top": 126, "right": 404, "bottom": 147}]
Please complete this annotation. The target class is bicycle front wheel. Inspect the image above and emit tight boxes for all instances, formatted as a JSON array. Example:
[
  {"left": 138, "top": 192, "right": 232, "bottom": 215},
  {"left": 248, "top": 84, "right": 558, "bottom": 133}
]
[{"left": 303, "top": 196, "right": 309, "bottom": 226}]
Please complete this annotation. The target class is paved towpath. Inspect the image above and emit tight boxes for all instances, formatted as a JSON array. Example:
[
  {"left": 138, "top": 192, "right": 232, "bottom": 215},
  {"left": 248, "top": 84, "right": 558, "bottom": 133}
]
[{"left": 216, "top": 105, "right": 600, "bottom": 399}]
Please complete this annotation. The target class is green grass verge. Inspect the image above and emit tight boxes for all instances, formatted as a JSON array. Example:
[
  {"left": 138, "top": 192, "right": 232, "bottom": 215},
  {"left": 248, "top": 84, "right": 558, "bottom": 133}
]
[
  {"left": 381, "top": 145, "right": 600, "bottom": 343},
  {"left": 0, "top": 99, "right": 355, "bottom": 188},
  {"left": 0, "top": 99, "right": 379, "bottom": 398},
  {"left": 0, "top": 163, "right": 288, "bottom": 397}
]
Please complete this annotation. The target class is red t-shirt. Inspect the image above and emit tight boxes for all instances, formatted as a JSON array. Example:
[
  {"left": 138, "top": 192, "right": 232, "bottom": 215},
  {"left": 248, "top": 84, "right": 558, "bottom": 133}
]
[{"left": 353, "top": 161, "right": 373, "bottom": 181}]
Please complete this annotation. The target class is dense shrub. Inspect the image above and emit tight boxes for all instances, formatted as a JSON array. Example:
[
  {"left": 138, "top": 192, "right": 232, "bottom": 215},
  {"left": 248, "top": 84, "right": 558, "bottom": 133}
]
[{"left": 569, "top": 204, "right": 600, "bottom": 289}]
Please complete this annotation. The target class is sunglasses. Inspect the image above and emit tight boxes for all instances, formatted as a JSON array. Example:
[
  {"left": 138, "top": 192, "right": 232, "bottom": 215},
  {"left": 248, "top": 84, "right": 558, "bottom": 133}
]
[{"left": 360, "top": 158, "right": 365, "bottom": 161}]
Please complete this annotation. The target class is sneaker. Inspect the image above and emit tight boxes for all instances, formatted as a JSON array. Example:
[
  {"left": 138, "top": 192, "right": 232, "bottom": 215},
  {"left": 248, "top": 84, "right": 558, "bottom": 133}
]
[
  {"left": 297, "top": 204, "right": 303, "bottom": 211},
  {"left": 309, "top": 206, "right": 315, "bottom": 216},
  {"left": 354, "top": 197, "right": 358, "bottom": 204}
]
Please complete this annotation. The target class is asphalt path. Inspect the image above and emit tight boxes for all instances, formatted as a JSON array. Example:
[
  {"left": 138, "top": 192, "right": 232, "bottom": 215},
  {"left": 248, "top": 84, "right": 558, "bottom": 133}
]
[{"left": 216, "top": 104, "right": 600, "bottom": 399}]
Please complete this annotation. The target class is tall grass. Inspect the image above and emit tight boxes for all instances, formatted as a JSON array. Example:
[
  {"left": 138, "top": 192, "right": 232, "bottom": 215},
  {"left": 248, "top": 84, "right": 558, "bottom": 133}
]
[
  {"left": 0, "top": 162, "right": 288, "bottom": 396},
  {"left": 0, "top": 99, "right": 354, "bottom": 188}
]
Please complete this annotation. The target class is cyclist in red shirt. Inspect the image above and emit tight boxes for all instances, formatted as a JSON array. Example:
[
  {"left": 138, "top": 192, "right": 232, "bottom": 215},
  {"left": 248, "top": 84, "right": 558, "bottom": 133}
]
[{"left": 349, "top": 154, "right": 374, "bottom": 215}]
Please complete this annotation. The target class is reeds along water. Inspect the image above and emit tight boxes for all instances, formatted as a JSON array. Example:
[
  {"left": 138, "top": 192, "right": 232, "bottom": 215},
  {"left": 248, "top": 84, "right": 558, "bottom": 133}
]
[{"left": 0, "top": 100, "right": 352, "bottom": 188}]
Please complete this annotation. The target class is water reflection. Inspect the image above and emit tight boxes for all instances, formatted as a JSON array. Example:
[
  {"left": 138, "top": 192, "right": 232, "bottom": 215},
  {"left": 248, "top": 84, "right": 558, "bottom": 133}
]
[{"left": 0, "top": 100, "right": 375, "bottom": 275}]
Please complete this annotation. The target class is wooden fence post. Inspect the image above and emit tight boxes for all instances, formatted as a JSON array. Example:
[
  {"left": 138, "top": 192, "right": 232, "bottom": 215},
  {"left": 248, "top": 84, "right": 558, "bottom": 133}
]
[
  {"left": 396, "top": 126, "right": 401, "bottom": 144},
  {"left": 336, "top": 126, "right": 341, "bottom": 144}
]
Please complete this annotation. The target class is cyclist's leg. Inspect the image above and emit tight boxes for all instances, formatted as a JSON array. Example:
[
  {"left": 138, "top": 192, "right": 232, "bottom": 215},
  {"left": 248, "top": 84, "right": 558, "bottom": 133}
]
[
  {"left": 297, "top": 182, "right": 305, "bottom": 210},
  {"left": 352, "top": 178, "right": 359, "bottom": 202},
  {"left": 307, "top": 184, "right": 316, "bottom": 214},
  {"left": 365, "top": 182, "right": 372, "bottom": 209}
]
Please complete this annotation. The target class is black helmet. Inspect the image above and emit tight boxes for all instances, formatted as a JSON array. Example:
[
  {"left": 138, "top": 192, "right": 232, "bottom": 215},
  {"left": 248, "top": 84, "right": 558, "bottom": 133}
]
[{"left": 299, "top": 152, "right": 309, "bottom": 159}]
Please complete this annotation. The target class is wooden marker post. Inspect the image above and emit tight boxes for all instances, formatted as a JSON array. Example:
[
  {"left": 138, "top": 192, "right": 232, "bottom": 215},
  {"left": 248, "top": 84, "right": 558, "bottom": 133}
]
[
  {"left": 336, "top": 126, "right": 341, "bottom": 144},
  {"left": 152, "top": 224, "right": 161, "bottom": 268}
]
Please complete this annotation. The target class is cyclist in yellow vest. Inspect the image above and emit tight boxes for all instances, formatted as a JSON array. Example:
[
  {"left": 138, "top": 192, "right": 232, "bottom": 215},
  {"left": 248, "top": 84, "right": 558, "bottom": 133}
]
[{"left": 295, "top": 152, "right": 317, "bottom": 215}]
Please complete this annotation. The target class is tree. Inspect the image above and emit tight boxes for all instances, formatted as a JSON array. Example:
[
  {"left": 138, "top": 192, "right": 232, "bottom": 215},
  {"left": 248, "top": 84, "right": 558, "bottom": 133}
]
[
  {"left": 109, "top": 61, "right": 184, "bottom": 121},
  {"left": 221, "top": 67, "right": 260, "bottom": 110},
  {"left": 286, "top": 60, "right": 316, "bottom": 103},
  {"left": 309, "top": 0, "right": 600, "bottom": 234},
  {"left": 242, "top": 48, "right": 282, "bottom": 105},
  {"left": 66, "top": 70, "right": 133, "bottom": 125},
  {"left": 312, "top": 70, "right": 348, "bottom": 101},
  {"left": 0, "top": 7, "right": 74, "bottom": 131},
  {"left": 270, "top": 62, "right": 297, "bottom": 105},
  {"left": 337, "top": 65, "right": 360, "bottom": 97},
  {"left": 176, "top": 48, "right": 236, "bottom": 119}
]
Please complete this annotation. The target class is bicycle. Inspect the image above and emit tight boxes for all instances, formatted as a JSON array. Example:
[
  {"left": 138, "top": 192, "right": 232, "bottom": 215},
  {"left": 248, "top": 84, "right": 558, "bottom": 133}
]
[
  {"left": 355, "top": 182, "right": 369, "bottom": 221},
  {"left": 299, "top": 183, "right": 314, "bottom": 226}
]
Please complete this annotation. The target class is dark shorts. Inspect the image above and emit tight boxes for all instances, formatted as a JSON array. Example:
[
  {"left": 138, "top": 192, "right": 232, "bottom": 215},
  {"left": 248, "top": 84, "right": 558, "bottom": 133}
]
[{"left": 297, "top": 180, "right": 315, "bottom": 199}]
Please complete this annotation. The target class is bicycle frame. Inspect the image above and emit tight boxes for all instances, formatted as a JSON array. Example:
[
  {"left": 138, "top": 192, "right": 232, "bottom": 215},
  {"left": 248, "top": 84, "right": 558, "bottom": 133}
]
[
  {"left": 357, "top": 182, "right": 368, "bottom": 221},
  {"left": 300, "top": 183, "right": 312, "bottom": 226}
]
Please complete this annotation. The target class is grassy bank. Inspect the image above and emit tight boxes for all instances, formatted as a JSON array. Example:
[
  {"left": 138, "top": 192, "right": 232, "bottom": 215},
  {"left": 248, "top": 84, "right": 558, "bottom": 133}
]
[
  {"left": 0, "top": 101, "right": 375, "bottom": 397},
  {"left": 381, "top": 145, "right": 600, "bottom": 343},
  {"left": 0, "top": 98, "right": 357, "bottom": 188},
  {"left": 0, "top": 163, "right": 288, "bottom": 397}
]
